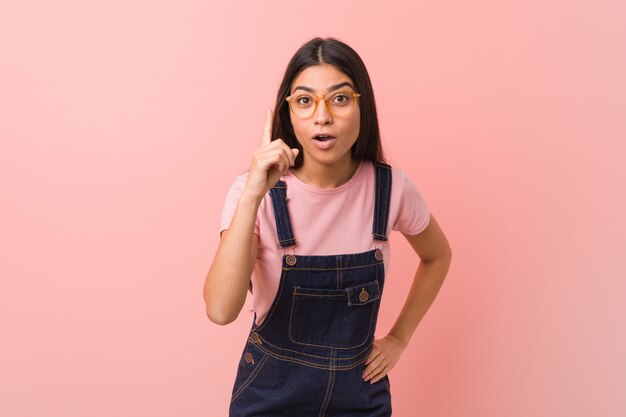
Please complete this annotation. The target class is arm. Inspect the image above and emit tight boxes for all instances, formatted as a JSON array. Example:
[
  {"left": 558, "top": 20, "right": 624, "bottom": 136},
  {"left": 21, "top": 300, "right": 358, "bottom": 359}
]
[
  {"left": 203, "top": 107, "right": 298, "bottom": 326},
  {"left": 362, "top": 213, "right": 452, "bottom": 383},
  {"left": 203, "top": 191, "right": 261, "bottom": 325},
  {"left": 388, "top": 212, "right": 452, "bottom": 345}
]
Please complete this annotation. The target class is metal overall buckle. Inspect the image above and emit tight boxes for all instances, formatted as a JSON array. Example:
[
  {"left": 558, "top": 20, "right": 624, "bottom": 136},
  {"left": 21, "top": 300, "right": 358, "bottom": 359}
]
[
  {"left": 374, "top": 240, "right": 387, "bottom": 261},
  {"left": 279, "top": 242, "right": 298, "bottom": 266}
]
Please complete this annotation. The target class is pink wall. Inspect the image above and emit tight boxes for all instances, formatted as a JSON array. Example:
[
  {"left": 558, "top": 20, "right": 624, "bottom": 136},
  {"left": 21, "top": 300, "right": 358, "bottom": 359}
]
[{"left": 1, "top": 1, "right": 625, "bottom": 416}]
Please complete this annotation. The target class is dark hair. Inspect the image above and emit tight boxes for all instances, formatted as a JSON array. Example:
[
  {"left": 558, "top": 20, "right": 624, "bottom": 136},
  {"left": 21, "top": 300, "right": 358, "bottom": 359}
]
[{"left": 272, "top": 37, "right": 386, "bottom": 168}]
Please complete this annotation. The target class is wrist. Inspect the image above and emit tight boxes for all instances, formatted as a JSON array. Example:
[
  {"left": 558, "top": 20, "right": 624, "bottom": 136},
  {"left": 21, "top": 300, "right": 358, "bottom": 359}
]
[
  {"left": 387, "top": 332, "right": 409, "bottom": 349},
  {"left": 240, "top": 189, "right": 264, "bottom": 207}
]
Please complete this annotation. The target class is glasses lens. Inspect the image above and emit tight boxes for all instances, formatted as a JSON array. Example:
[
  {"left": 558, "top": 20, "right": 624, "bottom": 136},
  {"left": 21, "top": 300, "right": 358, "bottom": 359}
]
[
  {"left": 327, "top": 91, "right": 355, "bottom": 117},
  {"left": 289, "top": 91, "right": 357, "bottom": 118},
  {"left": 290, "top": 93, "right": 316, "bottom": 118}
]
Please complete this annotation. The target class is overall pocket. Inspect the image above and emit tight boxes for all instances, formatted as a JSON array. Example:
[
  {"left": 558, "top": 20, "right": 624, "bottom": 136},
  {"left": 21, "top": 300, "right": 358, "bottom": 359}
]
[
  {"left": 288, "top": 279, "right": 381, "bottom": 349},
  {"left": 230, "top": 340, "right": 270, "bottom": 403}
]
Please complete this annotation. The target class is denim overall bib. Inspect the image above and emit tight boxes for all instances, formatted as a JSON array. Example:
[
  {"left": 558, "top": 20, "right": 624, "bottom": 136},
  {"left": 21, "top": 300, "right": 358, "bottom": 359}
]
[{"left": 229, "top": 161, "right": 393, "bottom": 417}]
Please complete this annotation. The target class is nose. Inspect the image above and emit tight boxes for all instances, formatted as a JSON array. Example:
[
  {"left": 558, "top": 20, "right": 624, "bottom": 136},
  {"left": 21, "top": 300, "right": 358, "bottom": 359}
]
[{"left": 314, "top": 97, "right": 333, "bottom": 125}]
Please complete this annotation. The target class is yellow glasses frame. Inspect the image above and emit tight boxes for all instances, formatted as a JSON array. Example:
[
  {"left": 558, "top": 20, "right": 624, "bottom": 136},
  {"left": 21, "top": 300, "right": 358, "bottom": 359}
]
[{"left": 285, "top": 90, "right": 361, "bottom": 119}]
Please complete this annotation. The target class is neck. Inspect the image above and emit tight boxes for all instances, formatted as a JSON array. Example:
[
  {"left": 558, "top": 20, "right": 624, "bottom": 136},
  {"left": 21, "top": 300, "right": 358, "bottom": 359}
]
[{"left": 290, "top": 157, "right": 360, "bottom": 189}]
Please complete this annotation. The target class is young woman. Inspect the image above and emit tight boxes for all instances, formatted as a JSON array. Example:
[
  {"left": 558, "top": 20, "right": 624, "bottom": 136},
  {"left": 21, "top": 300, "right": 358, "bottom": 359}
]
[{"left": 204, "top": 37, "right": 452, "bottom": 416}]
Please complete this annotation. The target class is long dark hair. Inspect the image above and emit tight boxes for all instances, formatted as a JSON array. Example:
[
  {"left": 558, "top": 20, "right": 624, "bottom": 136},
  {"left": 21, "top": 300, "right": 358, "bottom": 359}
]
[{"left": 272, "top": 37, "right": 386, "bottom": 168}]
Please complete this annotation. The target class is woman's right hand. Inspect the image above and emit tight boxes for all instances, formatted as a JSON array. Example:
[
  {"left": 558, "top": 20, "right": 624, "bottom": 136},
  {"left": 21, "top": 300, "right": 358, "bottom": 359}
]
[{"left": 243, "top": 108, "right": 300, "bottom": 201}]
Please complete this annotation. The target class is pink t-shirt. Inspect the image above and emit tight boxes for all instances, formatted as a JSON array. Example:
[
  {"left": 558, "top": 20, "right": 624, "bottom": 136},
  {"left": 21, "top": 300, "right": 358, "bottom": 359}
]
[{"left": 219, "top": 160, "right": 431, "bottom": 326}]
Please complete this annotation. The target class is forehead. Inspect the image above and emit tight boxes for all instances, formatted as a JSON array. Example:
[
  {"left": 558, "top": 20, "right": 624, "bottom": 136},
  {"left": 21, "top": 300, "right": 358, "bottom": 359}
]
[{"left": 291, "top": 65, "right": 354, "bottom": 93}]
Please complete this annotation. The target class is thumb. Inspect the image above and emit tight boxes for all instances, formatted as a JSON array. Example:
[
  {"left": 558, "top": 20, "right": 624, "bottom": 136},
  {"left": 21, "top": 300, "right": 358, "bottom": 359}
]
[{"left": 291, "top": 148, "right": 300, "bottom": 158}]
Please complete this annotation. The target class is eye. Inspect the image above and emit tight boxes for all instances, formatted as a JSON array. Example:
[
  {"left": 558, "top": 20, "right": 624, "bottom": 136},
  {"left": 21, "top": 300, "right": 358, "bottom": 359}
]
[
  {"left": 332, "top": 93, "right": 351, "bottom": 104},
  {"left": 296, "top": 95, "right": 313, "bottom": 105}
]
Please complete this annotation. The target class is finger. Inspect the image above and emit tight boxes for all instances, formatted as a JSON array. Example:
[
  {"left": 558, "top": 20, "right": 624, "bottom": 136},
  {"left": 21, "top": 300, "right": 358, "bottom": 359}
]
[
  {"left": 258, "top": 152, "right": 288, "bottom": 175},
  {"left": 284, "top": 147, "right": 297, "bottom": 167},
  {"left": 368, "top": 366, "right": 389, "bottom": 384},
  {"left": 260, "top": 147, "right": 292, "bottom": 172},
  {"left": 290, "top": 147, "right": 300, "bottom": 162},
  {"left": 274, "top": 144, "right": 300, "bottom": 166},
  {"left": 364, "top": 352, "right": 378, "bottom": 367},
  {"left": 272, "top": 138, "right": 296, "bottom": 166},
  {"left": 272, "top": 138, "right": 300, "bottom": 166},
  {"left": 364, "top": 344, "right": 381, "bottom": 365},
  {"left": 363, "top": 356, "right": 385, "bottom": 380},
  {"left": 270, "top": 139, "right": 297, "bottom": 166},
  {"left": 261, "top": 108, "right": 273, "bottom": 146}
]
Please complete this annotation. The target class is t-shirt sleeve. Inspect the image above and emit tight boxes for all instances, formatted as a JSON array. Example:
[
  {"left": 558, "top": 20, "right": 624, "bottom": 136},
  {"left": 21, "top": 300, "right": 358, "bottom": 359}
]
[
  {"left": 219, "top": 173, "right": 260, "bottom": 237},
  {"left": 392, "top": 169, "right": 431, "bottom": 235}
]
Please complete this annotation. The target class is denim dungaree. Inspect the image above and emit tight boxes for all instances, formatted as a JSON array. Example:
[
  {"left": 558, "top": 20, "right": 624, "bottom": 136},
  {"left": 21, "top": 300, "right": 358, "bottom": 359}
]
[{"left": 230, "top": 161, "right": 393, "bottom": 417}]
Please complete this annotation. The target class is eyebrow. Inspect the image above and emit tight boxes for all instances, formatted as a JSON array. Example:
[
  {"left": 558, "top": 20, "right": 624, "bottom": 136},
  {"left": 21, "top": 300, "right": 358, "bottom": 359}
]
[{"left": 292, "top": 81, "right": 355, "bottom": 94}]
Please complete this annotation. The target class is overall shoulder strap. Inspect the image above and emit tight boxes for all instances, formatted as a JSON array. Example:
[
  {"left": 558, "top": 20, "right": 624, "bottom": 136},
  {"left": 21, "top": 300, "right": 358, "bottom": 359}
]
[
  {"left": 372, "top": 161, "right": 392, "bottom": 241},
  {"left": 268, "top": 180, "right": 297, "bottom": 248}
]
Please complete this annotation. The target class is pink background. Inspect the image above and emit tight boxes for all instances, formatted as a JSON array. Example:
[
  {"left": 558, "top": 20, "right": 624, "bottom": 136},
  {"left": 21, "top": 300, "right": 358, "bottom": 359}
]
[{"left": 1, "top": 1, "right": 625, "bottom": 416}]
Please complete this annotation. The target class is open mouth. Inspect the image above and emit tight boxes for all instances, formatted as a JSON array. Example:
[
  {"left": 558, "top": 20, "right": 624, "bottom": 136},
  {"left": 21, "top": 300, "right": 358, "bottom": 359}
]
[
  {"left": 311, "top": 134, "right": 337, "bottom": 150},
  {"left": 313, "top": 134, "right": 336, "bottom": 141}
]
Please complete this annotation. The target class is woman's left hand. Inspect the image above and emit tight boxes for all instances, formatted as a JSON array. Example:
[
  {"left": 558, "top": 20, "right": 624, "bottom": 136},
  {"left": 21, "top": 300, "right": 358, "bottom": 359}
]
[{"left": 362, "top": 334, "right": 407, "bottom": 383}]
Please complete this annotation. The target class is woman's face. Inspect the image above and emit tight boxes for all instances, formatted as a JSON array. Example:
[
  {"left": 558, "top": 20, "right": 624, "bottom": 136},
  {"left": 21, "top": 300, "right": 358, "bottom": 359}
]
[{"left": 288, "top": 64, "right": 360, "bottom": 167}]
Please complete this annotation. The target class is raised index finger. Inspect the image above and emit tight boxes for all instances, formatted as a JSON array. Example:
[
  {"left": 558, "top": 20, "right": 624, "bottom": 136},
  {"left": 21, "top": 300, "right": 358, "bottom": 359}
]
[{"left": 261, "top": 107, "right": 273, "bottom": 146}]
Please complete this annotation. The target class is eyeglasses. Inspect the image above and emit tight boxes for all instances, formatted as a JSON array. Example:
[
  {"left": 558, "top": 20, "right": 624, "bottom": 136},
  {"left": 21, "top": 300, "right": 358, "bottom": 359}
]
[{"left": 285, "top": 90, "right": 361, "bottom": 119}]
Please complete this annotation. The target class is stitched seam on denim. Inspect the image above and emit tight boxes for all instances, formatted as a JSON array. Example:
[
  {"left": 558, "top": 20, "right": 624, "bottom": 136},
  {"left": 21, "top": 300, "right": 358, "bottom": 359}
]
[
  {"left": 254, "top": 268, "right": 288, "bottom": 332},
  {"left": 382, "top": 165, "right": 391, "bottom": 237},
  {"left": 280, "top": 186, "right": 293, "bottom": 240},
  {"left": 276, "top": 187, "right": 288, "bottom": 245},
  {"left": 276, "top": 184, "right": 294, "bottom": 246},
  {"left": 293, "top": 292, "right": 344, "bottom": 297},
  {"left": 294, "top": 285, "right": 353, "bottom": 296},
  {"left": 374, "top": 162, "right": 379, "bottom": 236},
  {"left": 272, "top": 187, "right": 283, "bottom": 244},
  {"left": 337, "top": 257, "right": 342, "bottom": 289},
  {"left": 346, "top": 280, "right": 381, "bottom": 306},
  {"left": 319, "top": 350, "right": 336, "bottom": 417},
  {"left": 374, "top": 163, "right": 381, "bottom": 238},
  {"left": 381, "top": 165, "right": 389, "bottom": 238},
  {"left": 282, "top": 262, "right": 380, "bottom": 271},
  {"left": 278, "top": 184, "right": 295, "bottom": 243},
  {"left": 319, "top": 367, "right": 335, "bottom": 416},
  {"left": 270, "top": 187, "right": 286, "bottom": 246},
  {"left": 279, "top": 236, "right": 296, "bottom": 246},
  {"left": 288, "top": 308, "right": 371, "bottom": 350},
  {"left": 364, "top": 294, "right": 376, "bottom": 346},
  {"left": 253, "top": 343, "right": 368, "bottom": 370},
  {"left": 385, "top": 168, "right": 392, "bottom": 236},
  {"left": 376, "top": 166, "right": 383, "bottom": 234},
  {"left": 230, "top": 353, "right": 269, "bottom": 402},
  {"left": 288, "top": 290, "right": 375, "bottom": 350},
  {"left": 374, "top": 163, "right": 392, "bottom": 240},
  {"left": 255, "top": 335, "right": 372, "bottom": 360},
  {"left": 288, "top": 287, "right": 297, "bottom": 347},
  {"left": 275, "top": 186, "right": 287, "bottom": 244},
  {"left": 285, "top": 289, "right": 370, "bottom": 349}
]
